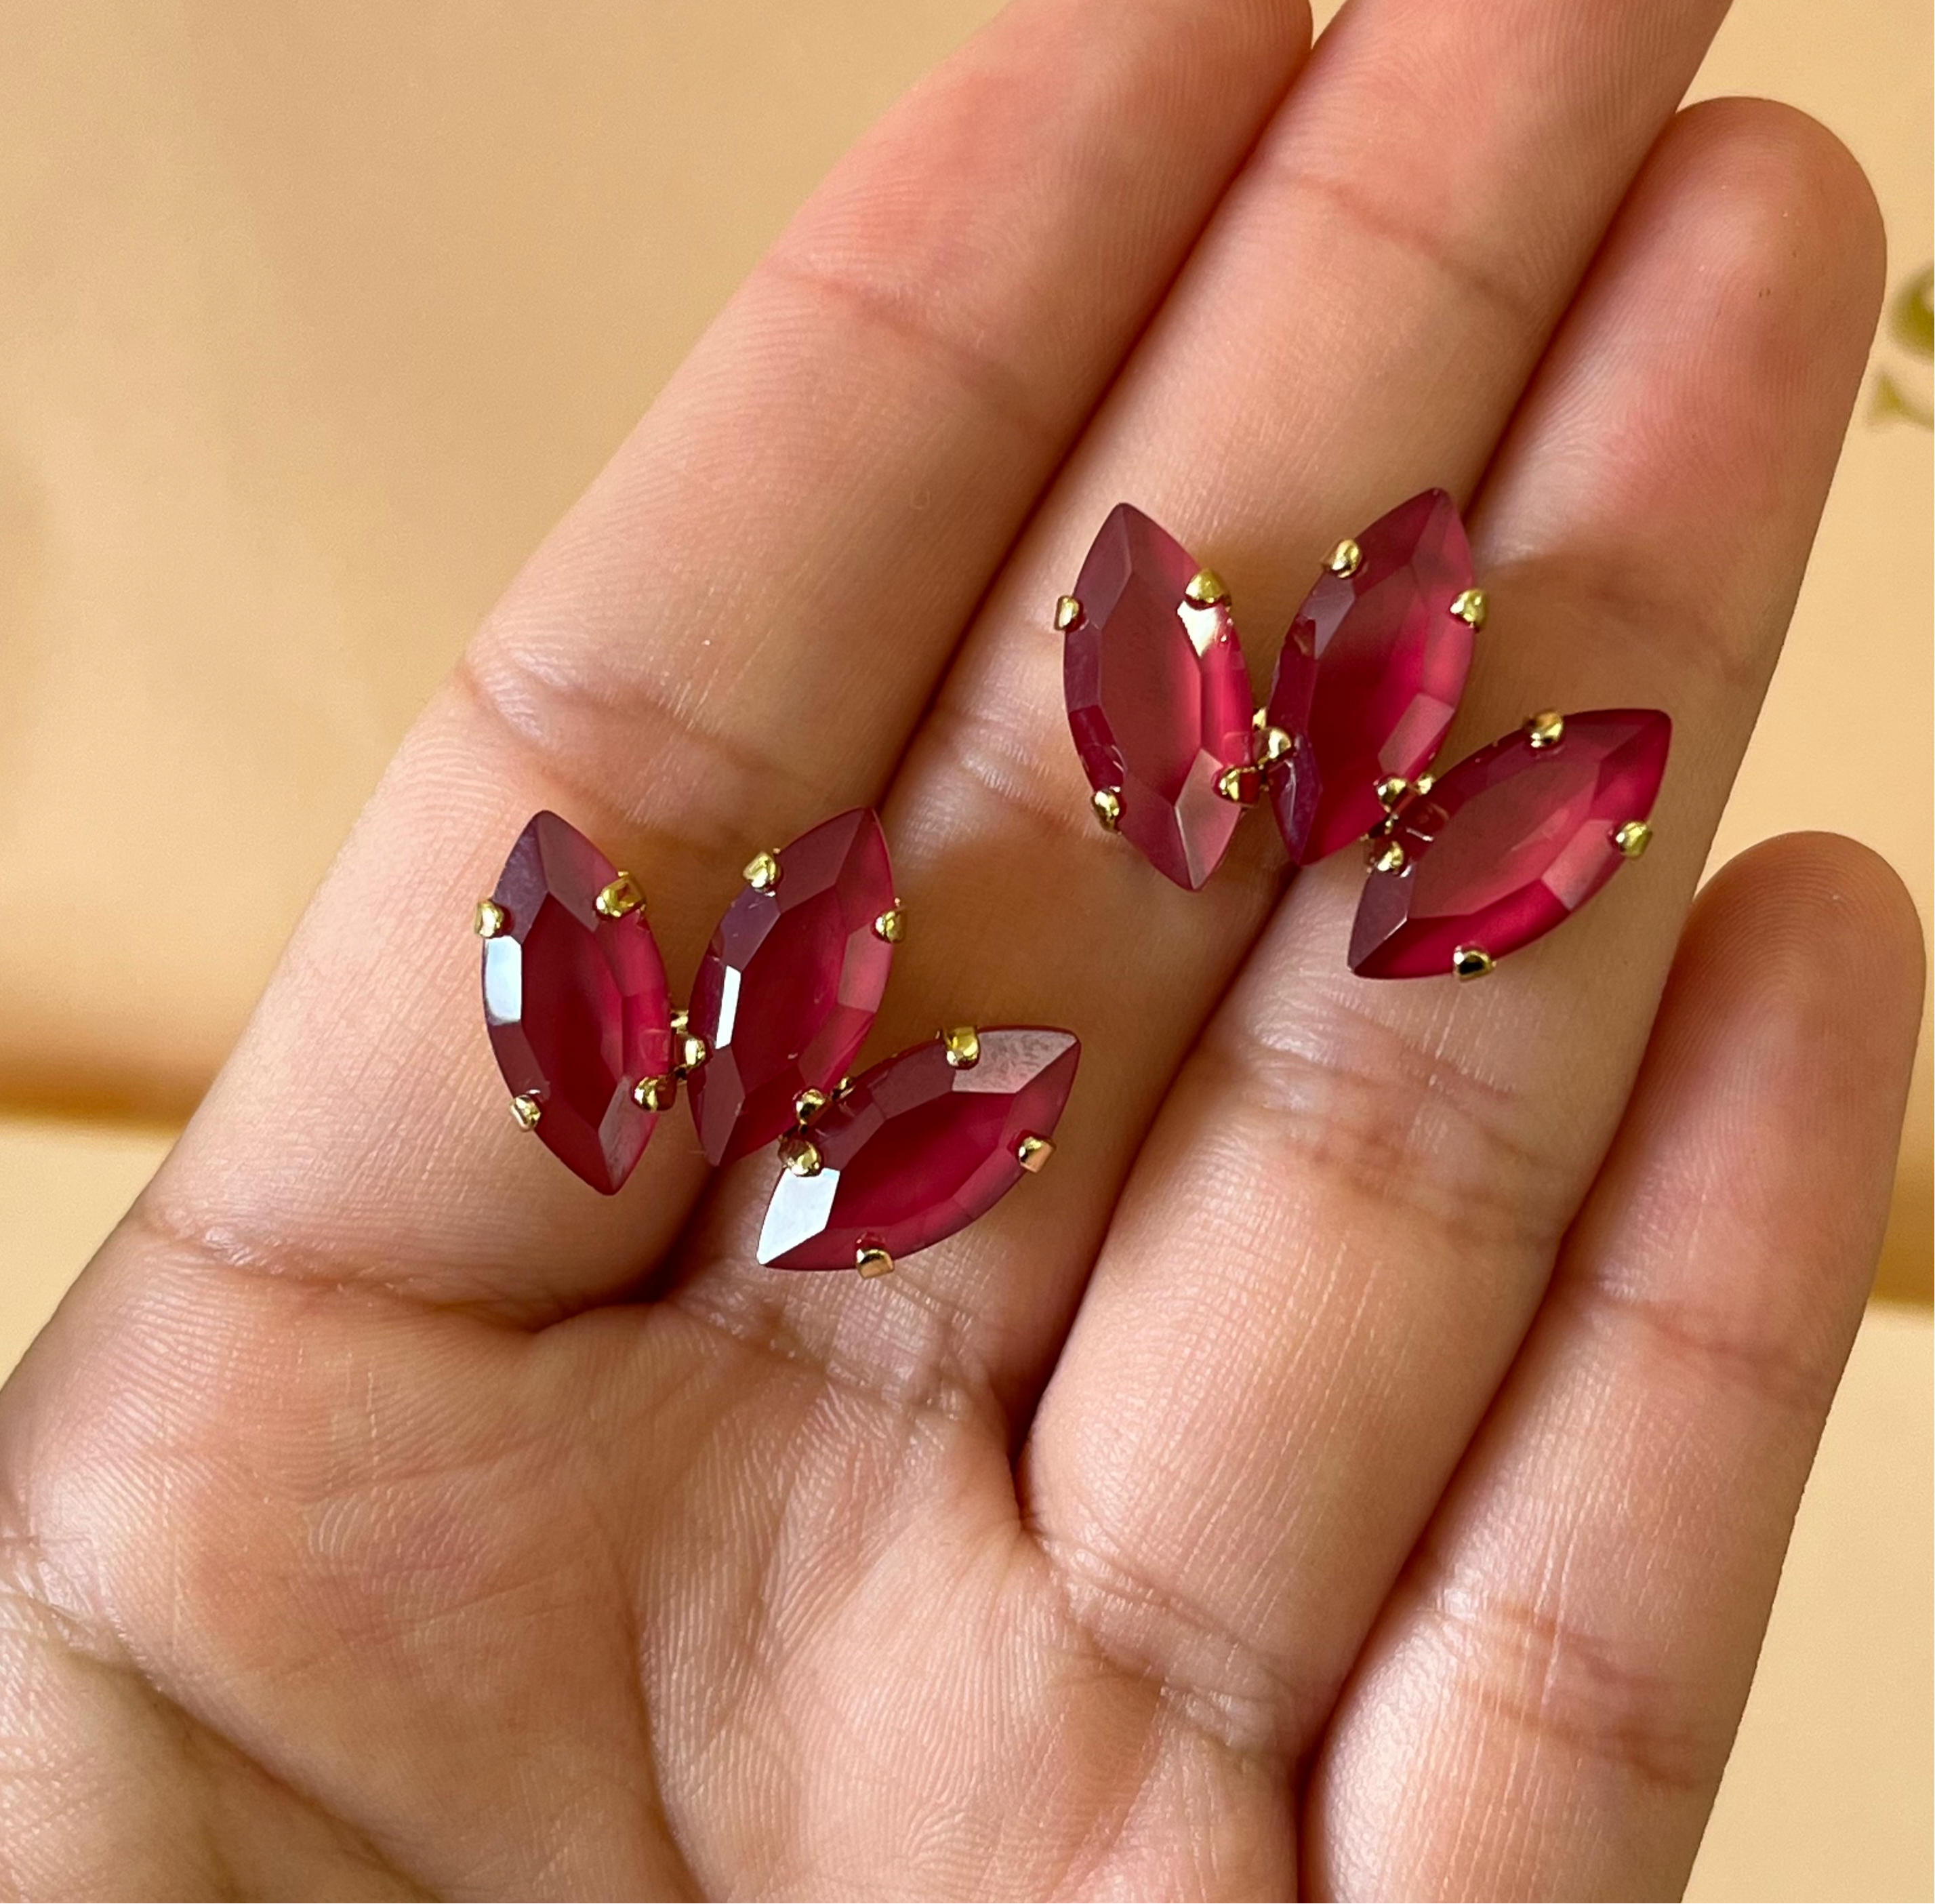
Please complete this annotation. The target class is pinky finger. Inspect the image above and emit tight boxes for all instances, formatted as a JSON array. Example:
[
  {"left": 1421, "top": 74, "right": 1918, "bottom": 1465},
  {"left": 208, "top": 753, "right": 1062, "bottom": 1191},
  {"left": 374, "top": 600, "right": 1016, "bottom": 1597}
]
[{"left": 1303, "top": 833, "right": 1925, "bottom": 1902}]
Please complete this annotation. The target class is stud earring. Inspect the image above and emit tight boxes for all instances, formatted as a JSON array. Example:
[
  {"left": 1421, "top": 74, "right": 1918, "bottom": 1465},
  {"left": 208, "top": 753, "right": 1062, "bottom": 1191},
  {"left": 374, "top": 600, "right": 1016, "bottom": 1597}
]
[
  {"left": 476, "top": 808, "right": 1079, "bottom": 1273},
  {"left": 1058, "top": 488, "right": 1669, "bottom": 978}
]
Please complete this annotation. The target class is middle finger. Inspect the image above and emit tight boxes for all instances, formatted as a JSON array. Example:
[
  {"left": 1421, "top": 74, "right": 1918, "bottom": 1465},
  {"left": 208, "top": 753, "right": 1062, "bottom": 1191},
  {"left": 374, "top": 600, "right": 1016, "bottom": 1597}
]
[{"left": 674, "top": 0, "right": 1736, "bottom": 1412}]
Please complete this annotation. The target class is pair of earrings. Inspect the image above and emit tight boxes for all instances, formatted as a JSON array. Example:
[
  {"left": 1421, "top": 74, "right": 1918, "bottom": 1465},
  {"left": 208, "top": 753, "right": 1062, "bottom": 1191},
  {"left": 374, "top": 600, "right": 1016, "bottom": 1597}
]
[
  {"left": 476, "top": 807, "right": 1078, "bottom": 1263},
  {"left": 1057, "top": 489, "right": 1671, "bottom": 978}
]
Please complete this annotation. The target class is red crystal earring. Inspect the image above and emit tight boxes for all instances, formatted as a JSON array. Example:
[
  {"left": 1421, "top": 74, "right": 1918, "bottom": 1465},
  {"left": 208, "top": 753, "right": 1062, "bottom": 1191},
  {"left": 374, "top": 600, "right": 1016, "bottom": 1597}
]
[
  {"left": 1059, "top": 489, "right": 1670, "bottom": 977},
  {"left": 476, "top": 808, "right": 1080, "bottom": 1272}
]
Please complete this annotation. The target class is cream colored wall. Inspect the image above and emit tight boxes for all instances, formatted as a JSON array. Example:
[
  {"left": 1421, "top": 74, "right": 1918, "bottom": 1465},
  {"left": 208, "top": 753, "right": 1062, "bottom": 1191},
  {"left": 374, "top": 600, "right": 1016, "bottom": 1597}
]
[{"left": 0, "top": 2, "right": 1926, "bottom": 1897}]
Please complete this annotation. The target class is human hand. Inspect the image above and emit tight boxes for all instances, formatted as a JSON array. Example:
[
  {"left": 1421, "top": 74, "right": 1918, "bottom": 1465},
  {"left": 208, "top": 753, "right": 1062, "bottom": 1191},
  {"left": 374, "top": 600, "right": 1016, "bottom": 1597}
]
[{"left": 1, "top": 0, "right": 1922, "bottom": 1895}]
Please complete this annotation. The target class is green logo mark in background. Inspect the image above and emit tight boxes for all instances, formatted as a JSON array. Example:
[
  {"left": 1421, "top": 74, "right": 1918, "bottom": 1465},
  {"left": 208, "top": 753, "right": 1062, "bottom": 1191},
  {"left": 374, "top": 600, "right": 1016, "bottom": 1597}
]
[{"left": 1873, "top": 261, "right": 1935, "bottom": 429}]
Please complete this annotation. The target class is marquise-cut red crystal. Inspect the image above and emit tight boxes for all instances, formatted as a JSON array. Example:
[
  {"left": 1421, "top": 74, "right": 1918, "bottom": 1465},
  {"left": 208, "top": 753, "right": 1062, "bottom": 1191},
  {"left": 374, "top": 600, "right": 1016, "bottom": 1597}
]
[
  {"left": 1266, "top": 489, "right": 1475, "bottom": 864},
  {"left": 1064, "top": 504, "right": 1252, "bottom": 889},
  {"left": 1348, "top": 709, "right": 1671, "bottom": 979},
  {"left": 686, "top": 809, "right": 898, "bottom": 1165},
  {"left": 483, "top": 811, "right": 674, "bottom": 1194},
  {"left": 756, "top": 1028, "right": 1080, "bottom": 1270}
]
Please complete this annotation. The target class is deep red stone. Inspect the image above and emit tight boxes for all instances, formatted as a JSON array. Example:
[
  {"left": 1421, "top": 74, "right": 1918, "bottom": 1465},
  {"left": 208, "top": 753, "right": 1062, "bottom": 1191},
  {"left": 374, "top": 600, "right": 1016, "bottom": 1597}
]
[
  {"left": 1064, "top": 504, "right": 1253, "bottom": 889},
  {"left": 686, "top": 808, "right": 897, "bottom": 1166},
  {"left": 1348, "top": 709, "right": 1671, "bottom": 979},
  {"left": 483, "top": 811, "right": 673, "bottom": 1194},
  {"left": 756, "top": 1028, "right": 1080, "bottom": 1270},
  {"left": 1266, "top": 489, "right": 1475, "bottom": 864}
]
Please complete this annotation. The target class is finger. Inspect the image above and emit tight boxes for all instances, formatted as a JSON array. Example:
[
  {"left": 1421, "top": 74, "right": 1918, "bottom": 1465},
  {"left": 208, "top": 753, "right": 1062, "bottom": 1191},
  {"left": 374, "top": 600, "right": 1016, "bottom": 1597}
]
[
  {"left": 1025, "top": 99, "right": 1888, "bottom": 1758},
  {"left": 120, "top": 0, "right": 1311, "bottom": 1317},
  {"left": 675, "top": 0, "right": 1734, "bottom": 1413},
  {"left": 1305, "top": 834, "right": 1925, "bottom": 1900}
]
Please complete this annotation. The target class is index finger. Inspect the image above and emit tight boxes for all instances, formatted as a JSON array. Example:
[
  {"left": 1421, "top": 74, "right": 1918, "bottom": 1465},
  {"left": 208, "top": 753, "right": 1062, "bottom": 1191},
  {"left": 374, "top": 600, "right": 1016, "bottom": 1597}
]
[{"left": 122, "top": 0, "right": 1312, "bottom": 1320}]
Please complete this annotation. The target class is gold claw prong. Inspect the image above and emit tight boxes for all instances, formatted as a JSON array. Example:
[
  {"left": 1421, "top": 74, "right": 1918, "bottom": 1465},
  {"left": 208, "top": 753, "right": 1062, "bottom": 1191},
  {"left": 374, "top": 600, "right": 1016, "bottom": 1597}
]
[
  {"left": 670, "top": 1006, "right": 689, "bottom": 1037},
  {"left": 1452, "top": 946, "right": 1495, "bottom": 981},
  {"left": 1256, "top": 725, "right": 1297, "bottom": 767},
  {"left": 1017, "top": 1135, "right": 1054, "bottom": 1173},
  {"left": 778, "top": 1134, "right": 823, "bottom": 1177},
  {"left": 1526, "top": 710, "right": 1565, "bottom": 750},
  {"left": 1091, "top": 787, "right": 1122, "bottom": 833},
  {"left": 474, "top": 898, "right": 506, "bottom": 939},
  {"left": 793, "top": 1087, "right": 829, "bottom": 1127},
  {"left": 834, "top": 1075, "right": 855, "bottom": 1100},
  {"left": 594, "top": 872, "right": 645, "bottom": 919},
  {"left": 1614, "top": 820, "right": 1653, "bottom": 859},
  {"left": 634, "top": 1075, "right": 675, "bottom": 1113},
  {"left": 1054, "top": 594, "right": 1084, "bottom": 632},
  {"left": 1215, "top": 764, "right": 1259, "bottom": 805},
  {"left": 743, "top": 849, "right": 782, "bottom": 892},
  {"left": 1376, "top": 775, "right": 1412, "bottom": 811},
  {"left": 1450, "top": 588, "right": 1488, "bottom": 630},
  {"left": 674, "top": 1032, "right": 709, "bottom": 1078},
  {"left": 510, "top": 1094, "right": 542, "bottom": 1130},
  {"left": 1183, "top": 567, "right": 1230, "bottom": 608},
  {"left": 855, "top": 1246, "right": 895, "bottom": 1278},
  {"left": 1326, "top": 537, "right": 1363, "bottom": 578},
  {"left": 1413, "top": 773, "right": 1435, "bottom": 798},
  {"left": 943, "top": 1026, "right": 981, "bottom": 1070},
  {"left": 1370, "top": 839, "right": 1408, "bottom": 874},
  {"left": 873, "top": 905, "right": 905, "bottom": 944}
]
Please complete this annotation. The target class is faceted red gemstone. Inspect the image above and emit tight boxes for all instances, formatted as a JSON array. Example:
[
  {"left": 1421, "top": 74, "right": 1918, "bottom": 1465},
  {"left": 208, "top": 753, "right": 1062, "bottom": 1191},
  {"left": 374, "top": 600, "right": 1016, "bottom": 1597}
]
[
  {"left": 756, "top": 1028, "right": 1080, "bottom": 1270},
  {"left": 1266, "top": 489, "right": 1475, "bottom": 865},
  {"left": 1348, "top": 709, "right": 1672, "bottom": 979},
  {"left": 1064, "top": 504, "right": 1253, "bottom": 889},
  {"left": 483, "top": 811, "right": 673, "bottom": 1194},
  {"left": 686, "top": 809, "right": 897, "bottom": 1166}
]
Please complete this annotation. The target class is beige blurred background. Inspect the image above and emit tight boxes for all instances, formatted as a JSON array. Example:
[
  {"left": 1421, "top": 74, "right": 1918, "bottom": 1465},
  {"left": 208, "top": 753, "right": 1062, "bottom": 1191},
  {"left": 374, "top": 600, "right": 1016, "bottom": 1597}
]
[{"left": 0, "top": 1, "right": 1926, "bottom": 1897}]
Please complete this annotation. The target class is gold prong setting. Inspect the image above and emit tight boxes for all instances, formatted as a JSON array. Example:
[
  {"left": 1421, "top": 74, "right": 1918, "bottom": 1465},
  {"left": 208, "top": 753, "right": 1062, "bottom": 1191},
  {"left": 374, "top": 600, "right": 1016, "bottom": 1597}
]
[
  {"left": 474, "top": 898, "right": 506, "bottom": 939},
  {"left": 510, "top": 1093, "right": 543, "bottom": 1130},
  {"left": 1255, "top": 723, "right": 1297, "bottom": 768},
  {"left": 1326, "top": 538, "right": 1363, "bottom": 579},
  {"left": 1091, "top": 787, "right": 1122, "bottom": 833},
  {"left": 943, "top": 1026, "right": 981, "bottom": 1070},
  {"left": 1215, "top": 763, "right": 1260, "bottom": 806},
  {"left": 1054, "top": 594, "right": 1084, "bottom": 632},
  {"left": 1452, "top": 946, "right": 1495, "bottom": 981},
  {"left": 1370, "top": 839, "right": 1408, "bottom": 874},
  {"left": 633, "top": 1075, "right": 675, "bottom": 1113},
  {"left": 855, "top": 1246, "right": 894, "bottom": 1278},
  {"left": 1183, "top": 567, "right": 1229, "bottom": 608},
  {"left": 1016, "top": 1135, "right": 1054, "bottom": 1173},
  {"left": 1526, "top": 710, "right": 1565, "bottom": 750},
  {"left": 873, "top": 904, "right": 905, "bottom": 944},
  {"left": 793, "top": 1087, "right": 829, "bottom": 1127},
  {"left": 743, "top": 849, "right": 782, "bottom": 893},
  {"left": 1450, "top": 588, "right": 1488, "bottom": 630},
  {"left": 1613, "top": 819, "right": 1653, "bottom": 859},
  {"left": 778, "top": 1133, "right": 823, "bottom": 1177},
  {"left": 594, "top": 872, "right": 645, "bottom": 919}
]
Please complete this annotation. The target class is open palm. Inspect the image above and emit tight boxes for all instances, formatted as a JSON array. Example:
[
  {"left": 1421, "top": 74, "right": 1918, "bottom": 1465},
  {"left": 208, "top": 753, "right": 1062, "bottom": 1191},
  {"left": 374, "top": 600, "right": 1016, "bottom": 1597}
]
[{"left": 1, "top": 0, "right": 1921, "bottom": 1896}]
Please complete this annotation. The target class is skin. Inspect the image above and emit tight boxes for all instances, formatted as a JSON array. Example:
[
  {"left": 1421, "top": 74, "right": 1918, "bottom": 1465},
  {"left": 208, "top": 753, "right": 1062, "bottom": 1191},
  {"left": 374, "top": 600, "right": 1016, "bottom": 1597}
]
[{"left": 0, "top": 0, "right": 1923, "bottom": 1895}]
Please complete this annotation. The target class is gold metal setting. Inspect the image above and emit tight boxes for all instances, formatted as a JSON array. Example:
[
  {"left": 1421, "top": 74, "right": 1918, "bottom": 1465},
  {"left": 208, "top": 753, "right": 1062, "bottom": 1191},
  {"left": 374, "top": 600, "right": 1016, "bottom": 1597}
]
[
  {"left": 794, "top": 1087, "right": 829, "bottom": 1126},
  {"left": 594, "top": 872, "right": 645, "bottom": 919},
  {"left": 1526, "top": 710, "right": 1565, "bottom": 750},
  {"left": 1370, "top": 839, "right": 1408, "bottom": 874},
  {"left": 855, "top": 1247, "right": 895, "bottom": 1278},
  {"left": 1215, "top": 763, "right": 1260, "bottom": 805},
  {"left": 1091, "top": 787, "right": 1122, "bottom": 833},
  {"left": 834, "top": 1075, "right": 855, "bottom": 1100},
  {"left": 1017, "top": 1135, "right": 1054, "bottom": 1173},
  {"left": 1255, "top": 724, "right": 1297, "bottom": 767},
  {"left": 1452, "top": 946, "right": 1496, "bottom": 981},
  {"left": 674, "top": 1032, "right": 709, "bottom": 1078},
  {"left": 943, "top": 1026, "right": 981, "bottom": 1070},
  {"left": 744, "top": 849, "right": 782, "bottom": 892},
  {"left": 510, "top": 1094, "right": 543, "bottom": 1130},
  {"left": 634, "top": 1075, "right": 675, "bottom": 1113},
  {"left": 474, "top": 898, "right": 506, "bottom": 939},
  {"left": 778, "top": 1134, "right": 823, "bottom": 1177},
  {"left": 1326, "top": 538, "right": 1363, "bottom": 578},
  {"left": 1054, "top": 594, "right": 1084, "bottom": 632},
  {"left": 1614, "top": 820, "right": 1653, "bottom": 859},
  {"left": 1414, "top": 773, "right": 1435, "bottom": 798},
  {"left": 1376, "top": 775, "right": 1412, "bottom": 811},
  {"left": 1183, "top": 567, "right": 1230, "bottom": 607},
  {"left": 1450, "top": 588, "right": 1488, "bottom": 630},
  {"left": 873, "top": 905, "right": 905, "bottom": 944}
]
